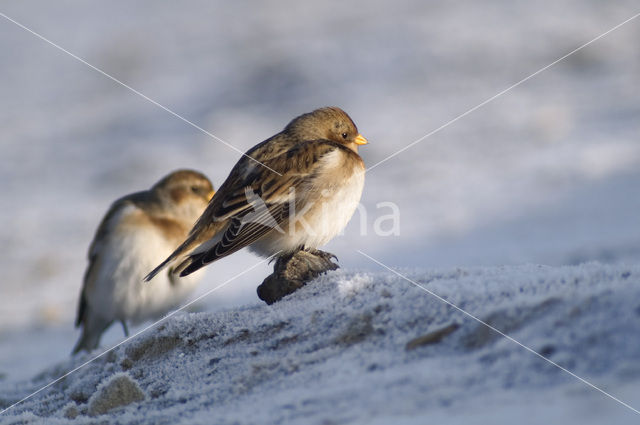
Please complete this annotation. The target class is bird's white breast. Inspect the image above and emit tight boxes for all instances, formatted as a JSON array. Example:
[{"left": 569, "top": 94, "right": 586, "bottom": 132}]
[
  {"left": 251, "top": 149, "right": 365, "bottom": 255},
  {"left": 88, "top": 204, "right": 204, "bottom": 324}
]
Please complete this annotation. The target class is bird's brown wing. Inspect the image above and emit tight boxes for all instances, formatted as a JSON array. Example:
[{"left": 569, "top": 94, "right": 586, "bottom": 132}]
[
  {"left": 162, "top": 140, "right": 348, "bottom": 278},
  {"left": 143, "top": 142, "right": 288, "bottom": 282},
  {"left": 177, "top": 202, "right": 289, "bottom": 276}
]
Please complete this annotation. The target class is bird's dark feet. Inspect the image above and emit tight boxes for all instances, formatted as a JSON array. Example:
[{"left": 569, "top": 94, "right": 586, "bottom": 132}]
[
  {"left": 274, "top": 249, "right": 338, "bottom": 278},
  {"left": 257, "top": 249, "right": 339, "bottom": 305}
]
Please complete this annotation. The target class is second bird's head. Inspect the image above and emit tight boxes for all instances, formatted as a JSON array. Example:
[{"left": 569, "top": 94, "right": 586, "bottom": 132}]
[
  {"left": 284, "top": 106, "right": 368, "bottom": 152},
  {"left": 152, "top": 169, "right": 215, "bottom": 222}
]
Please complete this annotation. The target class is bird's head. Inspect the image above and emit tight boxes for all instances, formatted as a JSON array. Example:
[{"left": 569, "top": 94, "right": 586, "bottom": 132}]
[
  {"left": 284, "top": 106, "right": 368, "bottom": 152},
  {"left": 153, "top": 169, "right": 215, "bottom": 221}
]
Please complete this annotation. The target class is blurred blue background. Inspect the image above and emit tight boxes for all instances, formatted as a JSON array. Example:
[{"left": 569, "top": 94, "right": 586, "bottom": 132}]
[{"left": 1, "top": 0, "right": 639, "bottom": 382}]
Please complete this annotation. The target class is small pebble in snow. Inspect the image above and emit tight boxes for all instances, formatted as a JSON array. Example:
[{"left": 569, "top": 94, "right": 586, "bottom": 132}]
[
  {"left": 539, "top": 345, "right": 556, "bottom": 357},
  {"left": 405, "top": 323, "right": 460, "bottom": 351},
  {"left": 120, "top": 358, "right": 133, "bottom": 371}
]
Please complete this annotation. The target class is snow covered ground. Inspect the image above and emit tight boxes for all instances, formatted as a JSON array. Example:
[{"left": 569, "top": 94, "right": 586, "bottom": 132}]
[
  {"left": 2, "top": 265, "right": 640, "bottom": 424},
  {"left": 1, "top": 0, "right": 640, "bottom": 423}
]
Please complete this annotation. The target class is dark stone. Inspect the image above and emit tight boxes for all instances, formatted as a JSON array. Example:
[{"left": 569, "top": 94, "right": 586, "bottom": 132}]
[{"left": 257, "top": 249, "right": 339, "bottom": 304}]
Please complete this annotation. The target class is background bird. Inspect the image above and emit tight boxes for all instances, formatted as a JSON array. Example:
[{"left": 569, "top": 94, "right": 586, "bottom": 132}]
[
  {"left": 73, "top": 169, "right": 214, "bottom": 353},
  {"left": 145, "top": 106, "right": 368, "bottom": 282}
]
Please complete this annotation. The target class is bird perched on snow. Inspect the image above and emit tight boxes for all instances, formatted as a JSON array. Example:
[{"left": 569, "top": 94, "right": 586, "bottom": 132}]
[
  {"left": 73, "top": 170, "right": 214, "bottom": 354},
  {"left": 145, "top": 106, "right": 368, "bottom": 282}
]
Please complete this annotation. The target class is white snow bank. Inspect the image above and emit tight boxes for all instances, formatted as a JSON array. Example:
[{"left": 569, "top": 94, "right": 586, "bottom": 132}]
[{"left": 2, "top": 263, "right": 640, "bottom": 424}]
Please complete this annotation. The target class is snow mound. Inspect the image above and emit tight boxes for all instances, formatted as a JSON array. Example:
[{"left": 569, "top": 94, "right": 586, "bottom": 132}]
[{"left": 1, "top": 263, "right": 640, "bottom": 424}]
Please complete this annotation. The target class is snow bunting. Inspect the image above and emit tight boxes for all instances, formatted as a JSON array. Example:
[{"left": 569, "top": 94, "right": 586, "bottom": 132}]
[
  {"left": 145, "top": 106, "right": 367, "bottom": 281},
  {"left": 73, "top": 170, "right": 214, "bottom": 353}
]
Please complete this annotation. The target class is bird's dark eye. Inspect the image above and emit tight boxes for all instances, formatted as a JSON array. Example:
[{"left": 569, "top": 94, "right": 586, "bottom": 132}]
[
  {"left": 341, "top": 132, "right": 348, "bottom": 139},
  {"left": 191, "top": 186, "right": 201, "bottom": 194}
]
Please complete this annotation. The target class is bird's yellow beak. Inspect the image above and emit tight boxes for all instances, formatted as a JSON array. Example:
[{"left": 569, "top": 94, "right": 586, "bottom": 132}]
[
  {"left": 207, "top": 190, "right": 216, "bottom": 201},
  {"left": 355, "top": 134, "right": 368, "bottom": 145}
]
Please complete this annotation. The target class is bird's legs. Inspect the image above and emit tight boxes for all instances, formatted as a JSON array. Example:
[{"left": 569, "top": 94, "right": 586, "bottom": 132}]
[
  {"left": 257, "top": 248, "right": 339, "bottom": 304},
  {"left": 120, "top": 320, "right": 129, "bottom": 337}
]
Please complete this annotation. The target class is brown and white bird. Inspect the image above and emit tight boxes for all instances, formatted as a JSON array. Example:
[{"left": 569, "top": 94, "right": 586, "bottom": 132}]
[
  {"left": 145, "top": 107, "right": 368, "bottom": 281},
  {"left": 73, "top": 170, "right": 214, "bottom": 353}
]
